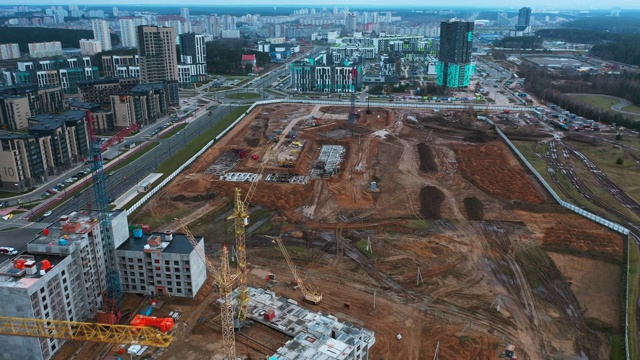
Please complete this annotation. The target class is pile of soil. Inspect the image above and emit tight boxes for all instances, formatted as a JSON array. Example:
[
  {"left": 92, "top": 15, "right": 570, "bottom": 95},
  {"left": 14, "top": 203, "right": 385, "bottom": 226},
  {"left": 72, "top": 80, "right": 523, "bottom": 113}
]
[
  {"left": 419, "top": 186, "right": 445, "bottom": 219},
  {"left": 417, "top": 143, "right": 438, "bottom": 172},
  {"left": 171, "top": 192, "right": 216, "bottom": 202},
  {"left": 462, "top": 130, "right": 495, "bottom": 143},
  {"left": 463, "top": 197, "right": 484, "bottom": 220}
]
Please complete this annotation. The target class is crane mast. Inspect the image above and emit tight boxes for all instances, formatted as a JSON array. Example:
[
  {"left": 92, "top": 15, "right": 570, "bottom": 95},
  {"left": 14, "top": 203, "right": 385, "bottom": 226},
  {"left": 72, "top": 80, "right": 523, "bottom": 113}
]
[
  {"left": 175, "top": 219, "right": 237, "bottom": 360},
  {"left": 226, "top": 143, "right": 276, "bottom": 322},
  {"left": 85, "top": 111, "right": 122, "bottom": 319}
]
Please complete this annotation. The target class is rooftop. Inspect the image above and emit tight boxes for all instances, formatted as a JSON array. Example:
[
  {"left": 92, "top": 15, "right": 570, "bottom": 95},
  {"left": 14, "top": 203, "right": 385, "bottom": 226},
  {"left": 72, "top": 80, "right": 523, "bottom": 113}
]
[
  {"left": 69, "top": 99, "right": 100, "bottom": 111},
  {"left": 29, "top": 110, "right": 86, "bottom": 131},
  {"left": 0, "top": 253, "right": 66, "bottom": 287},
  {"left": 226, "top": 287, "right": 375, "bottom": 360},
  {"left": 117, "top": 232, "right": 200, "bottom": 255},
  {"left": 131, "top": 83, "right": 165, "bottom": 94}
]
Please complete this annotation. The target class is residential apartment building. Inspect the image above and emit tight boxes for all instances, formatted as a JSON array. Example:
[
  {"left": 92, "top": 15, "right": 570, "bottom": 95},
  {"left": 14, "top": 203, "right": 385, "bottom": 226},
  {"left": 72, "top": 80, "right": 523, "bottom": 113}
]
[
  {"left": 79, "top": 39, "right": 102, "bottom": 55},
  {"left": 92, "top": 19, "right": 112, "bottom": 52},
  {"left": 116, "top": 230, "right": 206, "bottom": 297},
  {"left": 178, "top": 33, "right": 207, "bottom": 85},
  {"left": 28, "top": 110, "right": 90, "bottom": 172},
  {"left": 0, "top": 43, "right": 21, "bottom": 60},
  {"left": 0, "top": 85, "right": 64, "bottom": 129},
  {"left": 111, "top": 82, "right": 177, "bottom": 127},
  {"left": 28, "top": 41, "right": 62, "bottom": 58},
  {"left": 290, "top": 56, "right": 362, "bottom": 93},
  {"left": 119, "top": 17, "right": 146, "bottom": 48},
  {"left": 0, "top": 210, "right": 129, "bottom": 360},
  {"left": 436, "top": 20, "right": 475, "bottom": 89},
  {"left": 137, "top": 26, "right": 178, "bottom": 84},
  {"left": 101, "top": 54, "right": 140, "bottom": 78},
  {"left": 2, "top": 57, "right": 98, "bottom": 94},
  {"left": 69, "top": 100, "right": 114, "bottom": 133},
  {"left": 78, "top": 77, "right": 139, "bottom": 105}
]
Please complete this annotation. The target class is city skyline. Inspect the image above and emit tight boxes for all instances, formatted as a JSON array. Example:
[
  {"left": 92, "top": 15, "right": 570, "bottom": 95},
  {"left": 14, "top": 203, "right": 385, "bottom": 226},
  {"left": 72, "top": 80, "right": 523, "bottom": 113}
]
[{"left": 4, "top": 1, "right": 640, "bottom": 9}]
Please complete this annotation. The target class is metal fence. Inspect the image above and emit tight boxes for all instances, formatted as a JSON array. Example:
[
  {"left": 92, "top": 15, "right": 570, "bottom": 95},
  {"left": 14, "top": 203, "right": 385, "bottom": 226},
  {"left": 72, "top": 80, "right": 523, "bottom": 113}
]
[{"left": 493, "top": 120, "right": 632, "bottom": 360}]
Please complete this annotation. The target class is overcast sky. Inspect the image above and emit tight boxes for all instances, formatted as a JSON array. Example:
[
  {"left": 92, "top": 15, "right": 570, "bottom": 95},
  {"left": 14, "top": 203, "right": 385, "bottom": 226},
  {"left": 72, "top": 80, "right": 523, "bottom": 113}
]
[{"left": 7, "top": 0, "right": 639, "bottom": 9}]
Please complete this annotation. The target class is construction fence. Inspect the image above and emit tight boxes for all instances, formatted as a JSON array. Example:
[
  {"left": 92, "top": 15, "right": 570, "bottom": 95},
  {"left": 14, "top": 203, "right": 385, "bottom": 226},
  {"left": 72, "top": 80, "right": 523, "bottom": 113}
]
[{"left": 494, "top": 121, "right": 633, "bottom": 360}]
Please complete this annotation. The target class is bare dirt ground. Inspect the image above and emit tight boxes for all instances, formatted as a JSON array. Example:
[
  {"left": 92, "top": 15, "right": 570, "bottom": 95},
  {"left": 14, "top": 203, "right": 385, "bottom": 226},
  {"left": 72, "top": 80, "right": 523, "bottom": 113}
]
[{"left": 121, "top": 104, "right": 625, "bottom": 360}]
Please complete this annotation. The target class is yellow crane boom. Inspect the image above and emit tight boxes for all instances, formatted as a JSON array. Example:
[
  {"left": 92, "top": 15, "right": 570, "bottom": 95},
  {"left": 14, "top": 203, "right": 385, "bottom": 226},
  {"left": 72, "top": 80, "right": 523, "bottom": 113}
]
[
  {"left": 175, "top": 218, "right": 237, "bottom": 360},
  {"left": 226, "top": 143, "right": 277, "bottom": 322},
  {"left": 0, "top": 317, "right": 173, "bottom": 347},
  {"left": 271, "top": 235, "right": 322, "bottom": 305}
]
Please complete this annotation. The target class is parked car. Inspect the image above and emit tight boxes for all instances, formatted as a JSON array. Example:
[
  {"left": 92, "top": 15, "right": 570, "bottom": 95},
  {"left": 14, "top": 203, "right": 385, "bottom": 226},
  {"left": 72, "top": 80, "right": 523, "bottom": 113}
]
[{"left": 0, "top": 247, "right": 18, "bottom": 255}]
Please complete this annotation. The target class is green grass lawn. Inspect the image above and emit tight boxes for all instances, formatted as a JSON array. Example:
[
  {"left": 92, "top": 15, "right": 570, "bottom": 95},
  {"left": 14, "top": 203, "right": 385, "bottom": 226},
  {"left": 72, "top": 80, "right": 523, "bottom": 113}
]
[
  {"left": 568, "top": 94, "right": 621, "bottom": 111},
  {"left": 622, "top": 103, "right": 640, "bottom": 115},
  {"left": 226, "top": 92, "right": 261, "bottom": 100},
  {"left": 159, "top": 123, "right": 188, "bottom": 140},
  {"left": 125, "top": 105, "right": 250, "bottom": 212}
]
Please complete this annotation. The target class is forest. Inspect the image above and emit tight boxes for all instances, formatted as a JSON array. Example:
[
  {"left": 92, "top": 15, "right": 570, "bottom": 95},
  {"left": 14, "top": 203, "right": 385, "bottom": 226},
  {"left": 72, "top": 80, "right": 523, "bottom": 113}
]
[
  {"left": 517, "top": 63, "right": 640, "bottom": 131},
  {"left": 205, "top": 41, "right": 270, "bottom": 75},
  {"left": 494, "top": 36, "right": 543, "bottom": 49},
  {"left": 0, "top": 27, "right": 119, "bottom": 51}
]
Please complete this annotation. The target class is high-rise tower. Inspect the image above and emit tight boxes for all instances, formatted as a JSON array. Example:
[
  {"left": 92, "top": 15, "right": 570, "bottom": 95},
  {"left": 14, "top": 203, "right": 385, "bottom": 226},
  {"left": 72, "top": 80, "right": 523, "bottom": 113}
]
[
  {"left": 137, "top": 25, "right": 178, "bottom": 84},
  {"left": 516, "top": 7, "right": 532, "bottom": 32},
  {"left": 436, "top": 20, "right": 474, "bottom": 89},
  {"left": 92, "top": 19, "right": 112, "bottom": 51}
]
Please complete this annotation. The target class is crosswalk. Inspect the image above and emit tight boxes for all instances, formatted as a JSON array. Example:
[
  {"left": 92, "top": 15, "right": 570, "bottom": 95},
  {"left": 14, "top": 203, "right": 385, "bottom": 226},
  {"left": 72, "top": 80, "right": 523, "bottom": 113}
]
[{"left": 25, "top": 222, "right": 51, "bottom": 230}]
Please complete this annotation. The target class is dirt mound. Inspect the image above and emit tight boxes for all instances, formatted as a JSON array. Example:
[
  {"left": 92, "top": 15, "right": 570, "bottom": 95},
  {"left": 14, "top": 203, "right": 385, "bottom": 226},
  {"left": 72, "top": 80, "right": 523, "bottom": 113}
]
[
  {"left": 171, "top": 192, "right": 216, "bottom": 202},
  {"left": 542, "top": 227, "right": 623, "bottom": 260},
  {"left": 462, "top": 130, "right": 495, "bottom": 143},
  {"left": 419, "top": 186, "right": 445, "bottom": 219},
  {"left": 454, "top": 141, "right": 547, "bottom": 204},
  {"left": 417, "top": 143, "right": 438, "bottom": 172},
  {"left": 166, "top": 176, "right": 211, "bottom": 195},
  {"left": 463, "top": 197, "right": 484, "bottom": 220}
]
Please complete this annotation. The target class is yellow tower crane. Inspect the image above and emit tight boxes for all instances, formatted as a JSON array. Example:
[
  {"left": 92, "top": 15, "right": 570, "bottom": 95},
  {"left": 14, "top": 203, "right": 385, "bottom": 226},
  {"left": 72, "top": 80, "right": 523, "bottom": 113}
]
[
  {"left": 0, "top": 317, "right": 173, "bottom": 347},
  {"left": 269, "top": 235, "right": 322, "bottom": 304},
  {"left": 175, "top": 218, "right": 237, "bottom": 360},
  {"left": 226, "top": 143, "right": 277, "bottom": 322}
]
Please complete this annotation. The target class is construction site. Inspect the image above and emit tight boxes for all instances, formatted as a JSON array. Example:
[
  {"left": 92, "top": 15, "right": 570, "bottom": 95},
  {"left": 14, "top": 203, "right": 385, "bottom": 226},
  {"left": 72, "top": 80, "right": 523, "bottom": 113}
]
[
  {"left": 43, "top": 102, "right": 625, "bottom": 360},
  {"left": 0, "top": 103, "right": 625, "bottom": 360}
]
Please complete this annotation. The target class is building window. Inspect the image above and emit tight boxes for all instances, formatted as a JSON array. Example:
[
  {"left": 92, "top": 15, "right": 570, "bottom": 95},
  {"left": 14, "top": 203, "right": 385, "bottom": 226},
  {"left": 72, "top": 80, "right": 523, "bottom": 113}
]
[
  {"left": 165, "top": 267, "right": 170, "bottom": 272},
  {"left": 176, "top": 281, "right": 181, "bottom": 287},
  {"left": 154, "top": 259, "right": 160, "bottom": 264},
  {"left": 137, "top": 259, "right": 142, "bottom": 263},
  {"left": 157, "top": 280, "right": 162, "bottom": 284},
  {"left": 168, "top": 288, "right": 173, "bottom": 293},
  {"left": 141, "top": 286, "right": 146, "bottom": 291},
  {"left": 167, "top": 281, "right": 172, "bottom": 286},
  {"left": 175, "top": 275, "right": 181, "bottom": 280},
  {"left": 155, "top": 267, "right": 160, "bottom": 271},
  {"left": 165, "top": 260, "right": 170, "bottom": 265},
  {"left": 156, "top": 273, "right": 161, "bottom": 277},
  {"left": 174, "top": 267, "right": 179, "bottom": 273},
  {"left": 177, "top": 288, "right": 182, "bottom": 294},
  {"left": 174, "top": 261, "right": 179, "bottom": 266}
]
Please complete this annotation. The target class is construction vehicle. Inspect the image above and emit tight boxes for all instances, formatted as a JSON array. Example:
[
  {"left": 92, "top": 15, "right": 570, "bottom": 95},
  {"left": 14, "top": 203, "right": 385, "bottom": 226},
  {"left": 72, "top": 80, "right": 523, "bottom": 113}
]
[
  {"left": 270, "top": 235, "right": 322, "bottom": 305},
  {"left": 129, "top": 315, "right": 174, "bottom": 333},
  {"left": 175, "top": 218, "right": 237, "bottom": 360},
  {"left": 0, "top": 316, "right": 173, "bottom": 347}
]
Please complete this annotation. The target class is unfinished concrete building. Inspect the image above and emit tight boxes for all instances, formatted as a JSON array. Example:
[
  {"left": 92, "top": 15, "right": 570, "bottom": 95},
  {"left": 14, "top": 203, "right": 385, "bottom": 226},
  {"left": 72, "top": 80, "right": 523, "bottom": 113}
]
[
  {"left": 234, "top": 287, "right": 375, "bottom": 360},
  {"left": 0, "top": 210, "right": 129, "bottom": 360},
  {"left": 115, "top": 230, "right": 206, "bottom": 298}
]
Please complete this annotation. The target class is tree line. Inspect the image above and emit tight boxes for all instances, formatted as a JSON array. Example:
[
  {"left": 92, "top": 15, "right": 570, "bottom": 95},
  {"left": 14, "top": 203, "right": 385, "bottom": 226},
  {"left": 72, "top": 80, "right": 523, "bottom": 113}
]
[
  {"left": 517, "top": 63, "right": 640, "bottom": 131},
  {"left": 0, "top": 27, "right": 119, "bottom": 52},
  {"left": 205, "top": 41, "right": 270, "bottom": 75}
]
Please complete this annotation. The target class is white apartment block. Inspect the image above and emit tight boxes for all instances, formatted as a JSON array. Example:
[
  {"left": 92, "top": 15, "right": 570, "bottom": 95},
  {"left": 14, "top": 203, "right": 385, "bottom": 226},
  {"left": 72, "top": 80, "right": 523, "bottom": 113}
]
[
  {"left": 115, "top": 230, "right": 206, "bottom": 298},
  {"left": 0, "top": 210, "right": 129, "bottom": 360},
  {"left": 79, "top": 39, "right": 102, "bottom": 55},
  {"left": 119, "top": 17, "right": 146, "bottom": 48},
  {"left": 0, "top": 43, "right": 21, "bottom": 60},
  {"left": 92, "top": 19, "right": 112, "bottom": 51},
  {"left": 28, "top": 41, "right": 62, "bottom": 58}
]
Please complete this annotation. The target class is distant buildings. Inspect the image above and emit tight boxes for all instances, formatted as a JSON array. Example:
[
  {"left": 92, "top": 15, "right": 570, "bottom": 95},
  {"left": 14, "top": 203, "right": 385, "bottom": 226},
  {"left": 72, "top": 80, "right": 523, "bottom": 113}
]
[
  {"left": 289, "top": 52, "right": 362, "bottom": 93},
  {"left": 137, "top": 26, "right": 178, "bottom": 84},
  {"left": 516, "top": 7, "right": 532, "bottom": 33},
  {"left": 119, "top": 17, "right": 146, "bottom": 48},
  {"left": 436, "top": 20, "right": 475, "bottom": 89},
  {"left": 92, "top": 19, "right": 112, "bottom": 52},
  {"left": 0, "top": 43, "right": 21, "bottom": 60},
  {"left": 0, "top": 84, "right": 64, "bottom": 130},
  {"left": 101, "top": 54, "right": 140, "bottom": 78},
  {"left": 79, "top": 39, "right": 102, "bottom": 56},
  {"left": 28, "top": 41, "right": 62, "bottom": 58},
  {"left": 2, "top": 57, "right": 99, "bottom": 94}
]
